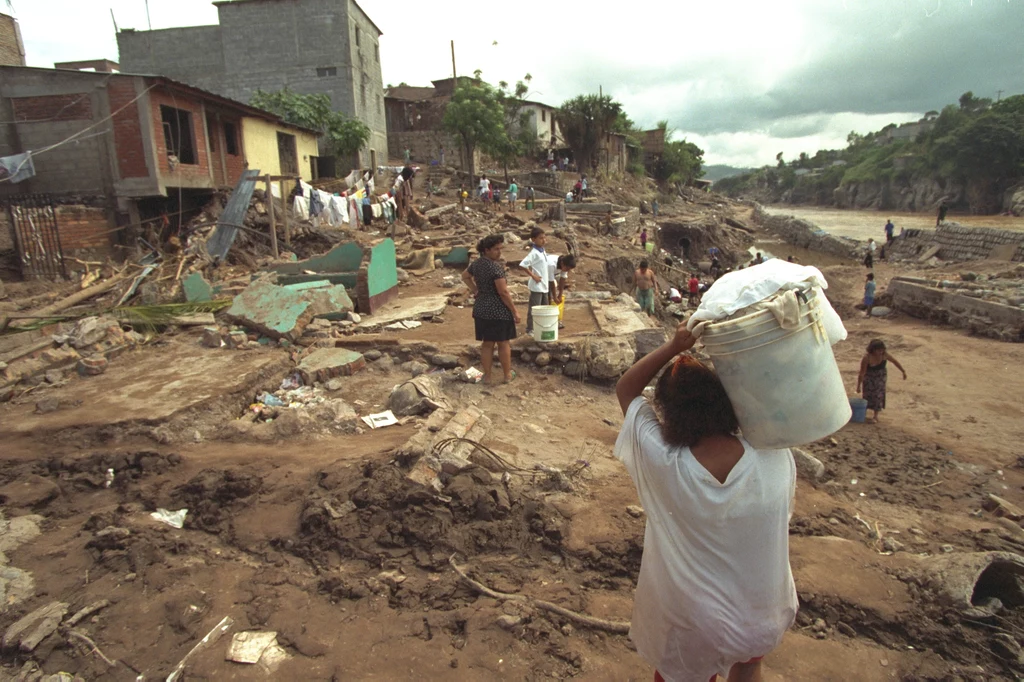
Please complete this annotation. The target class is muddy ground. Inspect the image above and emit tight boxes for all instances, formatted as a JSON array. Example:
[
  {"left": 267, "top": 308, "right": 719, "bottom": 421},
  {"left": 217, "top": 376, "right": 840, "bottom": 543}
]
[{"left": 3, "top": 182, "right": 1024, "bottom": 681}]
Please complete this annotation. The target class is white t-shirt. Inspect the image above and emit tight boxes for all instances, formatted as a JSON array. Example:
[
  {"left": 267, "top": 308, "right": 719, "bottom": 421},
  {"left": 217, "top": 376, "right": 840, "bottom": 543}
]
[
  {"left": 869, "top": 241, "right": 877, "bottom": 252},
  {"left": 520, "top": 247, "right": 549, "bottom": 294},
  {"left": 668, "top": 287, "right": 682, "bottom": 302},
  {"left": 614, "top": 398, "right": 797, "bottom": 681},
  {"left": 479, "top": 178, "right": 490, "bottom": 193}
]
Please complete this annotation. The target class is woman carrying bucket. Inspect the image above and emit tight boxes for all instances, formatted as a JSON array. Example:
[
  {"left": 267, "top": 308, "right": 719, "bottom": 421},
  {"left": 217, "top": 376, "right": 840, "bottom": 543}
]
[
  {"left": 613, "top": 322, "right": 797, "bottom": 682},
  {"left": 856, "top": 338, "right": 907, "bottom": 423}
]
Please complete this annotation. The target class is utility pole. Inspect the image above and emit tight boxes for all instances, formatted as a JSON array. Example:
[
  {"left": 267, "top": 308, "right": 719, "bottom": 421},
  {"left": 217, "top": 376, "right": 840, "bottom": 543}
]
[
  {"left": 145, "top": 0, "right": 152, "bottom": 30},
  {"left": 451, "top": 40, "right": 456, "bottom": 82},
  {"left": 997, "top": 89, "right": 1003, "bottom": 102},
  {"left": 110, "top": 8, "right": 119, "bottom": 33}
]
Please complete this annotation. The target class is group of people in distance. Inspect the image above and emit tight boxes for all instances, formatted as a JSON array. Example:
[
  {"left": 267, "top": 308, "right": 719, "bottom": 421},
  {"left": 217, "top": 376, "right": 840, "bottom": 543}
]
[
  {"left": 469, "top": 175, "right": 535, "bottom": 213},
  {"left": 460, "top": 227, "right": 576, "bottom": 384}
]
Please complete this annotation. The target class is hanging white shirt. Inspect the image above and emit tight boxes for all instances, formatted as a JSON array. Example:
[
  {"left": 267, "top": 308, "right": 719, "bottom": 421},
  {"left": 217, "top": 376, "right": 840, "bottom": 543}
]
[{"left": 613, "top": 397, "right": 797, "bottom": 682}]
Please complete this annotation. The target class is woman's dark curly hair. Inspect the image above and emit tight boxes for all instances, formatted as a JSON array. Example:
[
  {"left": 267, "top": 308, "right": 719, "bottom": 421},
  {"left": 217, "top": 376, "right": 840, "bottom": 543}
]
[{"left": 654, "top": 355, "right": 739, "bottom": 447}]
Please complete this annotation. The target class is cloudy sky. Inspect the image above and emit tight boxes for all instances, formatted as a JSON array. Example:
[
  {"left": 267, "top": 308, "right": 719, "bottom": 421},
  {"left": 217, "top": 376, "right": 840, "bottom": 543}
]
[{"left": 11, "top": 0, "right": 1024, "bottom": 167}]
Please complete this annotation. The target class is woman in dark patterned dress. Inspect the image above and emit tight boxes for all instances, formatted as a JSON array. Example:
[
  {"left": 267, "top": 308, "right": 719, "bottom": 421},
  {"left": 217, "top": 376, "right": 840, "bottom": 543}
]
[
  {"left": 461, "top": 234, "right": 521, "bottom": 384},
  {"left": 856, "top": 339, "right": 907, "bottom": 423}
]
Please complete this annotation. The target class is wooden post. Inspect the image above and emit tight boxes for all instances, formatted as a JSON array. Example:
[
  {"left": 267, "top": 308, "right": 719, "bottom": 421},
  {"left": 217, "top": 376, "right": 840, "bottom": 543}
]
[
  {"left": 265, "top": 175, "right": 278, "bottom": 258},
  {"left": 279, "top": 179, "right": 290, "bottom": 246}
]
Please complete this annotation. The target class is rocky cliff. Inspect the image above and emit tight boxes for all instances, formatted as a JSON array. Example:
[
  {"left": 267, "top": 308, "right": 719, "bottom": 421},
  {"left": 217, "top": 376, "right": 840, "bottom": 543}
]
[{"left": 832, "top": 176, "right": 965, "bottom": 213}]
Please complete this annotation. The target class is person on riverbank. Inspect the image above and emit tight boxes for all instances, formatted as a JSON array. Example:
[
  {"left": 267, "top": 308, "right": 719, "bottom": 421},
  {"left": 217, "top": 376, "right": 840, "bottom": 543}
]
[
  {"left": 613, "top": 323, "right": 797, "bottom": 682},
  {"left": 508, "top": 179, "right": 519, "bottom": 212},
  {"left": 688, "top": 273, "right": 700, "bottom": 306},
  {"left": 937, "top": 202, "right": 948, "bottom": 226},
  {"left": 640, "top": 227, "right": 648, "bottom": 251},
  {"left": 856, "top": 338, "right": 907, "bottom": 423},
  {"left": 884, "top": 219, "right": 895, "bottom": 245},
  {"left": 864, "top": 239, "right": 876, "bottom": 269},
  {"left": 863, "top": 273, "right": 876, "bottom": 317},
  {"left": 632, "top": 260, "right": 659, "bottom": 315},
  {"left": 461, "top": 234, "right": 521, "bottom": 384}
]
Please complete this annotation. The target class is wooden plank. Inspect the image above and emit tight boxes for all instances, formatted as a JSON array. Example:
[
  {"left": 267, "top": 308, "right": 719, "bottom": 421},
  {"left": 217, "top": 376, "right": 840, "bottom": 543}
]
[
  {"left": 266, "top": 175, "right": 279, "bottom": 259},
  {"left": 280, "top": 179, "right": 291, "bottom": 247}
]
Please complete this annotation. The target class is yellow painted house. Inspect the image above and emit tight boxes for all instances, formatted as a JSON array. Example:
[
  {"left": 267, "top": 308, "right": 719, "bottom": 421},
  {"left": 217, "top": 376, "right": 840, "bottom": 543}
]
[{"left": 241, "top": 116, "right": 320, "bottom": 182}]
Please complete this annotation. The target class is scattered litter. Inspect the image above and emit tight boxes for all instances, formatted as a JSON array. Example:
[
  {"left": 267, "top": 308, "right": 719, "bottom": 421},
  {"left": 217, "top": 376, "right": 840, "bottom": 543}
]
[
  {"left": 362, "top": 410, "right": 398, "bottom": 429},
  {"left": 280, "top": 373, "right": 303, "bottom": 390},
  {"left": 226, "top": 631, "right": 279, "bottom": 664},
  {"left": 104, "top": 468, "right": 114, "bottom": 489},
  {"left": 457, "top": 367, "right": 485, "bottom": 384},
  {"left": 384, "top": 320, "right": 423, "bottom": 331},
  {"left": 258, "top": 392, "right": 286, "bottom": 408},
  {"left": 150, "top": 508, "right": 188, "bottom": 529}
]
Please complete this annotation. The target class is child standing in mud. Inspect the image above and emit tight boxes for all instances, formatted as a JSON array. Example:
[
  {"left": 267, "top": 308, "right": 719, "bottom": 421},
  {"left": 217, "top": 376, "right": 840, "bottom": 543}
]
[{"left": 856, "top": 339, "right": 907, "bottom": 423}]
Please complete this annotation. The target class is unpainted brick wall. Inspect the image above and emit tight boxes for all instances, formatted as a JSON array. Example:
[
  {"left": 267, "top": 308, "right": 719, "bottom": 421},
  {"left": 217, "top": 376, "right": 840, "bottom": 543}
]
[
  {"left": 10, "top": 93, "right": 92, "bottom": 122},
  {"left": 149, "top": 88, "right": 211, "bottom": 180},
  {"left": 56, "top": 205, "right": 113, "bottom": 252},
  {"left": 108, "top": 79, "right": 150, "bottom": 179}
]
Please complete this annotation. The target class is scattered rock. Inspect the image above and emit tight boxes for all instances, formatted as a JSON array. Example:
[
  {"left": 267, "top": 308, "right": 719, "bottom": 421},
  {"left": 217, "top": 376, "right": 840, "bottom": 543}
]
[
  {"left": 43, "top": 369, "right": 64, "bottom": 385},
  {"left": 34, "top": 398, "right": 60, "bottom": 414},
  {"left": 325, "top": 378, "right": 344, "bottom": 392},
  {"left": 364, "top": 349, "right": 383, "bottom": 361},
  {"left": 869, "top": 306, "right": 892, "bottom": 317},
  {"left": 402, "top": 360, "right": 429, "bottom": 377},
  {"left": 882, "top": 537, "right": 904, "bottom": 553},
  {"left": 76, "top": 354, "right": 107, "bottom": 376},
  {"left": 585, "top": 336, "right": 636, "bottom": 379},
  {"left": 433, "top": 259, "right": 444, "bottom": 270},
  {"left": 792, "top": 448, "right": 826, "bottom": 482},
  {"left": 430, "top": 353, "right": 460, "bottom": 369},
  {"left": 496, "top": 615, "right": 522, "bottom": 630},
  {"left": 626, "top": 505, "right": 645, "bottom": 518},
  {"left": 396, "top": 268, "right": 410, "bottom": 283},
  {"left": 347, "top": 312, "right": 362, "bottom": 324},
  {"left": 534, "top": 352, "right": 551, "bottom": 367},
  {"left": 836, "top": 622, "right": 856, "bottom": 637},
  {"left": 991, "top": 633, "right": 1024, "bottom": 663},
  {"left": 374, "top": 354, "right": 395, "bottom": 371},
  {"left": 941, "top": 544, "right": 955, "bottom": 553},
  {"left": 811, "top": 618, "right": 827, "bottom": 633},
  {"left": 520, "top": 352, "right": 531, "bottom": 364}
]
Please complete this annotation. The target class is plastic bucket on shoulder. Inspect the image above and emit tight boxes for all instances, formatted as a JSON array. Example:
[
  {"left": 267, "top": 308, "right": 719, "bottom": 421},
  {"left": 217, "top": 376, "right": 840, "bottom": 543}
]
[
  {"left": 532, "top": 305, "right": 560, "bottom": 342},
  {"left": 701, "top": 289, "right": 851, "bottom": 449}
]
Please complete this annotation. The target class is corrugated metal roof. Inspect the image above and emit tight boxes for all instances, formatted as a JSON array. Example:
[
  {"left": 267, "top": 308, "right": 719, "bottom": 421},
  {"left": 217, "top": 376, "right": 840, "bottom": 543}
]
[{"left": 207, "top": 169, "right": 261, "bottom": 260}]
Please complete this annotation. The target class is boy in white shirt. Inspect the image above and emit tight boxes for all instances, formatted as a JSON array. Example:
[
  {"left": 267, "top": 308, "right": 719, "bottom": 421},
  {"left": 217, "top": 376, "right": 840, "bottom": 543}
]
[{"left": 519, "top": 227, "right": 549, "bottom": 335}]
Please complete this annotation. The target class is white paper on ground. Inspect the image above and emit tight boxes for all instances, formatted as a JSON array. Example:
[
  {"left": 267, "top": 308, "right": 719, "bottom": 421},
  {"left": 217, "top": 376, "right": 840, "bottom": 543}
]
[{"left": 362, "top": 410, "right": 398, "bottom": 429}]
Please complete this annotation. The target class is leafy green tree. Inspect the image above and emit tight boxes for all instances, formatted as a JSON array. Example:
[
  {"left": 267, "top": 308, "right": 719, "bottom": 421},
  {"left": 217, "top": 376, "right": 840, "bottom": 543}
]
[
  {"left": 490, "top": 75, "right": 538, "bottom": 181},
  {"left": 557, "top": 94, "right": 623, "bottom": 172},
  {"left": 250, "top": 88, "right": 370, "bottom": 160},
  {"left": 655, "top": 139, "right": 705, "bottom": 185},
  {"left": 442, "top": 80, "right": 506, "bottom": 182}
]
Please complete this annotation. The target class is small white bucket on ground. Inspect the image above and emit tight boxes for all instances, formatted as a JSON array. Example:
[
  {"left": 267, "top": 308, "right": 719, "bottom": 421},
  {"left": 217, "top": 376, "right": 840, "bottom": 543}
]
[
  {"left": 701, "top": 289, "right": 851, "bottom": 449},
  {"left": 531, "top": 305, "right": 560, "bottom": 342}
]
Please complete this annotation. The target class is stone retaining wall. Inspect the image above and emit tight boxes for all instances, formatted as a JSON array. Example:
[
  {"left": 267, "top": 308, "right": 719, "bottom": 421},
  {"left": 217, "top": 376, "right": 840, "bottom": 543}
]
[
  {"left": 887, "top": 278, "right": 1024, "bottom": 342},
  {"left": 887, "top": 222, "right": 1024, "bottom": 262},
  {"left": 752, "top": 204, "right": 861, "bottom": 259}
]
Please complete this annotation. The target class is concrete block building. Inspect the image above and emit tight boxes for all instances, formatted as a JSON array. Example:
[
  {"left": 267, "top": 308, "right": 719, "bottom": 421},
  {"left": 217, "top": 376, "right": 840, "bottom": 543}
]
[
  {"left": 116, "top": 0, "right": 386, "bottom": 175},
  {"left": 0, "top": 66, "right": 318, "bottom": 264}
]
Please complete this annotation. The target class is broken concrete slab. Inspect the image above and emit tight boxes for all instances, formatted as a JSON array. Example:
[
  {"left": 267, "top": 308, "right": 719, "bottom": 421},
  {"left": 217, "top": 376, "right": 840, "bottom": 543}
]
[
  {"left": 983, "top": 494, "right": 1024, "bottom": 522},
  {"left": 297, "top": 348, "right": 366, "bottom": 384},
  {"left": 590, "top": 299, "right": 656, "bottom": 337},
  {"left": 3, "top": 601, "right": 67, "bottom": 652},
  {"left": 226, "top": 275, "right": 353, "bottom": 341},
  {"left": 585, "top": 335, "right": 637, "bottom": 379},
  {"left": 183, "top": 272, "right": 218, "bottom": 303},
  {"left": 356, "top": 294, "right": 449, "bottom": 330},
  {"left": 389, "top": 375, "right": 449, "bottom": 417},
  {"left": 432, "top": 406, "right": 489, "bottom": 473},
  {"left": 918, "top": 245, "right": 941, "bottom": 263}
]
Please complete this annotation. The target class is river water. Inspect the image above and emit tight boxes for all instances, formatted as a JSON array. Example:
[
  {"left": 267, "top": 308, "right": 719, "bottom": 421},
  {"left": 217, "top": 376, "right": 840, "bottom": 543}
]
[{"left": 763, "top": 205, "right": 1024, "bottom": 242}]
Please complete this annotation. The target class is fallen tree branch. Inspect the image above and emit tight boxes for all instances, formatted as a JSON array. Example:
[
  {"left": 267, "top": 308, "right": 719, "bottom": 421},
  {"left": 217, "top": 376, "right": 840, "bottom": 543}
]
[
  {"left": 67, "top": 630, "right": 117, "bottom": 667},
  {"left": 448, "top": 555, "right": 630, "bottom": 634}
]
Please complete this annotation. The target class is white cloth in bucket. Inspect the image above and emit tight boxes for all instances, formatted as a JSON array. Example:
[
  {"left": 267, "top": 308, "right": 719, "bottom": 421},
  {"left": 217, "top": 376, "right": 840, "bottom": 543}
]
[{"left": 687, "top": 260, "right": 846, "bottom": 345}]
